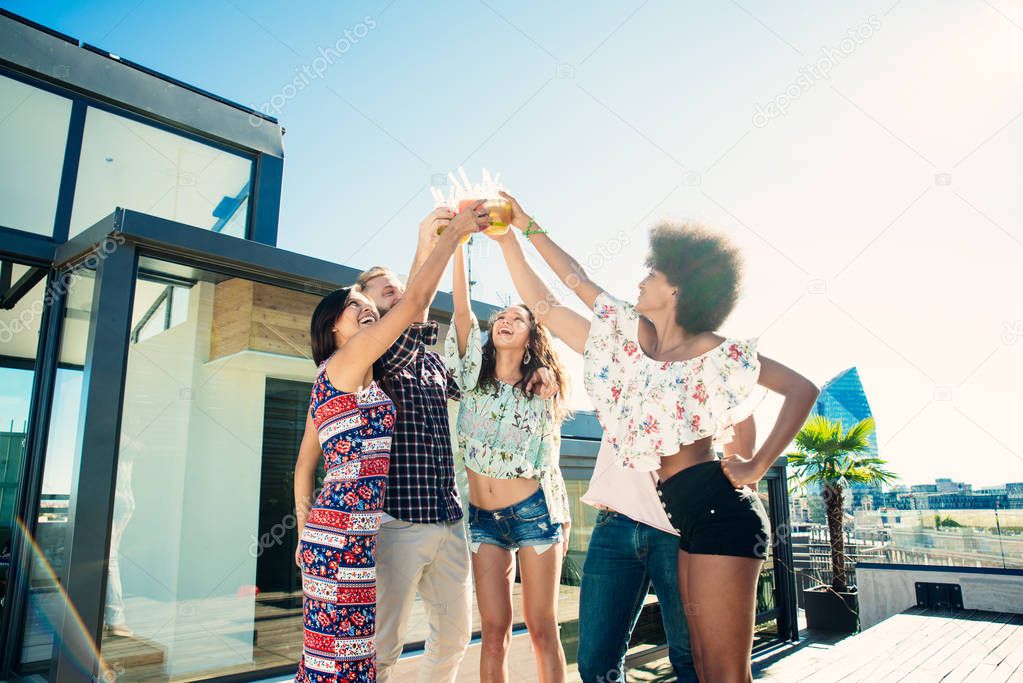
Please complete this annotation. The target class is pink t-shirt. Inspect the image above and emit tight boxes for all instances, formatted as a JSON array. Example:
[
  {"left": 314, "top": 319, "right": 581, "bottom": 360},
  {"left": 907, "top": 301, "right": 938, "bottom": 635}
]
[{"left": 581, "top": 436, "right": 678, "bottom": 536}]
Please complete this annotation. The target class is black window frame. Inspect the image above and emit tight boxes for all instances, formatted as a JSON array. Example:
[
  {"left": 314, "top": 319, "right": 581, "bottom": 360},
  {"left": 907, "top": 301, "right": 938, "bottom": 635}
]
[
  {"left": 0, "top": 14, "right": 286, "bottom": 672},
  {"left": 0, "top": 65, "right": 267, "bottom": 246},
  {"left": 18, "top": 209, "right": 370, "bottom": 682}
]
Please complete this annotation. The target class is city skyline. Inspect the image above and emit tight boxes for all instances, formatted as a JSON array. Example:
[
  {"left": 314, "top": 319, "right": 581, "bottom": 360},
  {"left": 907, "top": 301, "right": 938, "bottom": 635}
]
[{"left": 794, "top": 474, "right": 1023, "bottom": 493}]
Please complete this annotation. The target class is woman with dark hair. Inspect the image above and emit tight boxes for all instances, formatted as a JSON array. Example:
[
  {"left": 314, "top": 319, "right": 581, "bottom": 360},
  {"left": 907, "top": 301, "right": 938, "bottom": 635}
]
[
  {"left": 490, "top": 191, "right": 819, "bottom": 683},
  {"left": 443, "top": 244, "right": 572, "bottom": 682},
  {"left": 292, "top": 203, "right": 488, "bottom": 683}
]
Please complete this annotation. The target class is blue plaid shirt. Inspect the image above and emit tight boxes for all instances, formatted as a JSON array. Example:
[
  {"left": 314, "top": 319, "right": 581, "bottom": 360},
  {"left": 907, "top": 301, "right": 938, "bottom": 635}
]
[{"left": 374, "top": 321, "right": 463, "bottom": 523}]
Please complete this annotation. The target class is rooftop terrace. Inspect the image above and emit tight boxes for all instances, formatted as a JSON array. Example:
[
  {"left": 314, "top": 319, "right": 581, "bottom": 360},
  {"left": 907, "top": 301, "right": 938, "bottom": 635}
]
[{"left": 376, "top": 606, "right": 1023, "bottom": 682}]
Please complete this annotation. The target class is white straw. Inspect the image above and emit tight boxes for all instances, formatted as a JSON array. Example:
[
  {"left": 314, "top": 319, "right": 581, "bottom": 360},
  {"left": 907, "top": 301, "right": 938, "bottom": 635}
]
[
  {"left": 458, "top": 166, "right": 473, "bottom": 195},
  {"left": 447, "top": 172, "right": 464, "bottom": 196}
]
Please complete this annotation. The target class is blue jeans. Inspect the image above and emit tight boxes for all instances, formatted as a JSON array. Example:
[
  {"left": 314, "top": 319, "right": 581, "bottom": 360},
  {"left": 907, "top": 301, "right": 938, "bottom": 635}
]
[{"left": 578, "top": 510, "right": 698, "bottom": 682}]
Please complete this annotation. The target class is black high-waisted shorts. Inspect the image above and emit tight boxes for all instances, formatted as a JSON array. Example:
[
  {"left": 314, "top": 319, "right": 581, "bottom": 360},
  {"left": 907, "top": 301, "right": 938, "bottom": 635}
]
[{"left": 656, "top": 459, "right": 772, "bottom": 559}]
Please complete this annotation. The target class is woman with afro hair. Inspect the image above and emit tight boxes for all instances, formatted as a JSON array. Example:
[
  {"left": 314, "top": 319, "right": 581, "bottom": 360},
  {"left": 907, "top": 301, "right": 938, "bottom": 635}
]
[{"left": 489, "top": 191, "right": 818, "bottom": 683}]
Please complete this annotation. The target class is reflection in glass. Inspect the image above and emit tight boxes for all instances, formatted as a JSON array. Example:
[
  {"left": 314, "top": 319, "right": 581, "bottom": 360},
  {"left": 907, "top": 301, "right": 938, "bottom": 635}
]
[
  {"left": 0, "top": 75, "right": 72, "bottom": 236},
  {"left": 130, "top": 278, "right": 190, "bottom": 344},
  {"left": 754, "top": 479, "right": 779, "bottom": 644},
  {"left": 0, "top": 369, "right": 32, "bottom": 530},
  {"left": 103, "top": 261, "right": 322, "bottom": 680},
  {"left": 18, "top": 267, "right": 94, "bottom": 674},
  {"left": 0, "top": 260, "right": 46, "bottom": 636},
  {"left": 70, "top": 108, "right": 252, "bottom": 238}
]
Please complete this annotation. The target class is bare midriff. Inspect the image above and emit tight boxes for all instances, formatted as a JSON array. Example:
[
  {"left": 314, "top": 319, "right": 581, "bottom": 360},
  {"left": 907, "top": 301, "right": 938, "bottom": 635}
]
[
  {"left": 467, "top": 469, "right": 541, "bottom": 511},
  {"left": 656, "top": 435, "right": 717, "bottom": 482}
]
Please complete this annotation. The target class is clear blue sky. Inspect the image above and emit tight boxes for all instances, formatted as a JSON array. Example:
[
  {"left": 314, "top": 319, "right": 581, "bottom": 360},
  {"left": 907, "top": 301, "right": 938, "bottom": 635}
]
[{"left": 10, "top": 0, "right": 1023, "bottom": 487}]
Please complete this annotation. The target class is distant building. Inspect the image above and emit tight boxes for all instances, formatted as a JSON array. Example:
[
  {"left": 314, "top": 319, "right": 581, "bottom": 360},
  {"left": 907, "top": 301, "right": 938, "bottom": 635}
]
[
  {"left": 814, "top": 367, "right": 880, "bottom": 510},
  {"left": 936, "top": 478, "right": 972, "bottom": 494},
  {"left": 789, "top": 495, "right": 812, "bottom": 524},
  {"left": 0, "top": 427, "right": 27, "bottom": 537},
  {"left": 930, "top": 492, "right": 1007, "bottom": 509},
  {"left": 1008, "top": 483, "right": 1023, "bottom": 507},
  {"left": 974, "top": 486, "right": 1006, "bottom": 496},
  {"left": 881, "top": 478, "right": 1018, "bottom": 511}
]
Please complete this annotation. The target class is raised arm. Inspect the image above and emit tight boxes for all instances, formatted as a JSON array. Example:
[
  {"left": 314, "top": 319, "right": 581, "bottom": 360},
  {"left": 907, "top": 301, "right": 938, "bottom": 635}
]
[
  {"left": 500, "top": 191, "right": 604, "bottom": 312},
  {"left": 451, "top": 243, "right": 472, "bottom": 357},
  {"left": 331, "top": 201, "right": 488, "bottom": 388},
  {"left": 404, "top": 207, "right": 454, "bottom": 323},
  {"left": 489, "top": 228, "right": 590, "bottom": 355}
]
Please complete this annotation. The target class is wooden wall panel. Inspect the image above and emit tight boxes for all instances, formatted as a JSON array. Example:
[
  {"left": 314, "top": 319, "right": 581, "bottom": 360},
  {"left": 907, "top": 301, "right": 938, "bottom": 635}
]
[{"left": 211, "top": 279, "right": 321, "bottom": 361}]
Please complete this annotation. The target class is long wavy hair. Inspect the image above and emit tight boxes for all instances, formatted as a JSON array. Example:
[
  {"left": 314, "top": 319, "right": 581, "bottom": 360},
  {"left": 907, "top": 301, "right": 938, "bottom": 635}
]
[{"left": 478, "top": 304, "right": 571, "bottom": 420}]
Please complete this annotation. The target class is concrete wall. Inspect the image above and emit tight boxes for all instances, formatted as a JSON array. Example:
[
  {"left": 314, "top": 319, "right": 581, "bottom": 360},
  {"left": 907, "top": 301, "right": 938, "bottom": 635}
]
[{"left": 858, "top": 563, "right": 1023, "bottom": 629}]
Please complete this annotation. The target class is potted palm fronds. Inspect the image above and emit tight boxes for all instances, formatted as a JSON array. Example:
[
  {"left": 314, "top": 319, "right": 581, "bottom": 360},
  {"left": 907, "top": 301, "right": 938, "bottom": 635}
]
[{"left": 788, "top": 416, "right": 896, "bottom": 632}]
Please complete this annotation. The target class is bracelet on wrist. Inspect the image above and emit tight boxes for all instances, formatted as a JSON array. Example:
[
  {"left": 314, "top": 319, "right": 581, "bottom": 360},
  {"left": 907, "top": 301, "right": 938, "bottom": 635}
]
[{"left": 523, "top": 218, "right": 546, "bottom": 237}]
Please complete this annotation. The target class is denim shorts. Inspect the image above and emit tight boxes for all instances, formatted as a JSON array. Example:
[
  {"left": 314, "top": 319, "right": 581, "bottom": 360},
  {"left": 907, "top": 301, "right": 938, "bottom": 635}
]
[
  {"left": 468, "top": 487, "right": 564, "bottom": 555},
  {"left": 657, "top": 460, "right": 772, "bottom": 559}
]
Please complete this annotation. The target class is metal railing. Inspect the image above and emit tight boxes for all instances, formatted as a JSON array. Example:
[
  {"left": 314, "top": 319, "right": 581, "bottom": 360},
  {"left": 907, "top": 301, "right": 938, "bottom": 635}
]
[{"left": 791, "top": 527, "right": 883, "bottom": 606}]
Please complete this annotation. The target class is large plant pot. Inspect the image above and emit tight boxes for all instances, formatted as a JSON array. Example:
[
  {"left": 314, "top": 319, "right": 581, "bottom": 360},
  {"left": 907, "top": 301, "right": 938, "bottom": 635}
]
[{"left": 803, "top": 587, "right": 859, "bottom": 633}]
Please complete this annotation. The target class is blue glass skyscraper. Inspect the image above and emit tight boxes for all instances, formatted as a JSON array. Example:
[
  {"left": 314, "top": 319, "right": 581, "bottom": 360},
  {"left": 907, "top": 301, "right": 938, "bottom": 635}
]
[
  {"left": 815, "top": 367, "right": 878, "bottom": 456},
  {"left": 814, "top": 367, "right": 880, "bottom": 509}
]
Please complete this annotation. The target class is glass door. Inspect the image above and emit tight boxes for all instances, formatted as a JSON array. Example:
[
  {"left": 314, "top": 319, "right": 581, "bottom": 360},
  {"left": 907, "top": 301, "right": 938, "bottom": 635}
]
[
  {"left": 14, "top": 266, "right": 94, "bottom": 678},
  {"left": 0, "top": 259, "right": 47, "bottom": 640}
]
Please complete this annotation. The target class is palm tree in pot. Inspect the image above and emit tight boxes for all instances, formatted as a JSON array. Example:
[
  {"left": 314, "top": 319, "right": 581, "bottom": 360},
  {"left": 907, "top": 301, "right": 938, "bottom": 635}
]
[{"left": 788, "top": 416, "right": 897, "bottom": 631}]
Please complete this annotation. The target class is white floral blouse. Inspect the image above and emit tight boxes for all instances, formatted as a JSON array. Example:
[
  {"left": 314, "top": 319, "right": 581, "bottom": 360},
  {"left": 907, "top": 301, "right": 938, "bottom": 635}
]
[
  {"left": 444, "top": 315, "right": 572, "bottom": 525},
  {"left": 583, "top": 291, "right": 763, "bottom": 472}
]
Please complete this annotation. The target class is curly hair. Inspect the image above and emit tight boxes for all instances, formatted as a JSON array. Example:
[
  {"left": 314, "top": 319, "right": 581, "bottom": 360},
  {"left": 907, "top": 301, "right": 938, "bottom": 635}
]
[
  {"left": 645, "top": 222, "right": 743, "bottom": 333},
  {"left": 478, "top": 304, "right": 571, "bottom": 421}
]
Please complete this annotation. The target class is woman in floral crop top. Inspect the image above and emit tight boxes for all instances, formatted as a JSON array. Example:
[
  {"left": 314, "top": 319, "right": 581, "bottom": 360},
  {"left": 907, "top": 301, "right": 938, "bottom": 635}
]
[
  {"left": 445, "top": 243, "right": 572, "bottom": 683},
  {"left": 487, "top": 190, "right": 820, "bottom": 683}
]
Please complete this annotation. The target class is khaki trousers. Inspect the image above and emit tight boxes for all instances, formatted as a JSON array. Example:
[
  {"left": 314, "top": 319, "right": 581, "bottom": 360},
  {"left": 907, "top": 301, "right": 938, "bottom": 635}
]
[{"left": 375, "top": 518, "right": 472, "bottom": 683}]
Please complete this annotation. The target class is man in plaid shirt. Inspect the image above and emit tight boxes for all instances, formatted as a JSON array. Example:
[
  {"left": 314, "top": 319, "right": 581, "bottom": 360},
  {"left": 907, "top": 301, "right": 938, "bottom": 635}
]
[{"left": 358, "top": 209, "right": 555, "bottom": 682}]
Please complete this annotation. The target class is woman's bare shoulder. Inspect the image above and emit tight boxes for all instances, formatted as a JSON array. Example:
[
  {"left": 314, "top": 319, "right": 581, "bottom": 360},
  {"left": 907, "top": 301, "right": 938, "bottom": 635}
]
[{"left": 692, "top": 331, "right": 726, "bottom": 356}]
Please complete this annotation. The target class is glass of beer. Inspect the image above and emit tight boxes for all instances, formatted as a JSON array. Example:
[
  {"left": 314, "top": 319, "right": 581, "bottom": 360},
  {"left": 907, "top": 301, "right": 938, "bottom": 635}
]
[
  {"left": 484, "top": 197, "right": 512, "bottom": 235},
  {"left": 440, "top": 199, "right": 481, "bottom": 244},
  {"left": 432, "top": 168, "right": 512, "bottom": 242},
  {"left": 457, "top": 199, "right": 480, "bottom": 213},
  {"left": 429, "top": 201, "right": 473, "bottom": 244},
  {"left": 458, "top": 197, "right": 511, "bottom": 235}
]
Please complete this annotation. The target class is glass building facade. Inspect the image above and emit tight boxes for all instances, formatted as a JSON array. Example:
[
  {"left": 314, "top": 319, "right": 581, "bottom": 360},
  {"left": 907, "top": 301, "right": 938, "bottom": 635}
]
[
  {"left": 814, "top": 367, "right": 880, "bottom": 509},
  {"left": 814, "top": 367, "right": 878, "bottom": 456},
  {"left": 0, "top": 10, "right": 796, "bottom": 682}
]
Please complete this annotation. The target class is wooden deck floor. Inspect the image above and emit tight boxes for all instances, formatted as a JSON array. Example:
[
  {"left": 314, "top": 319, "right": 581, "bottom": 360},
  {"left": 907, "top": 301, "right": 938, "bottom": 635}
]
[
  {"left": 392, "top": 628, "right": 675, "bottom": 682},
  {"left": 391, "top": 607, "right": 1023, "bottom": 682},
  {"left": 752, "top": 607, "right": 1023, "bottom": 682},
  {"left": 26, "top": 603, "right": 1021, "bottom": 682},
  {"left": 93, "top": 585, "right": 594, "bottom": 681}
]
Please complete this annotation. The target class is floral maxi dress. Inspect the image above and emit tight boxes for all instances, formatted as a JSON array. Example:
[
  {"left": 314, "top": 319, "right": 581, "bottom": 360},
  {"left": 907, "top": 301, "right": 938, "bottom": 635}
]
[{"left": 296, "top": 363, "right": 395, "bottom": 683}]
